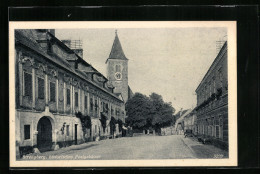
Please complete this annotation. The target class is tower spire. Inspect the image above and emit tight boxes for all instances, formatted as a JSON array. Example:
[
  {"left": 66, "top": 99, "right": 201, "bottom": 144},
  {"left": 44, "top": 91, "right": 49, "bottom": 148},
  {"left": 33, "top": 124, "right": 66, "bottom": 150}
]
[{"left": 106, "top": 30, "right": 128, "bottom": 61}]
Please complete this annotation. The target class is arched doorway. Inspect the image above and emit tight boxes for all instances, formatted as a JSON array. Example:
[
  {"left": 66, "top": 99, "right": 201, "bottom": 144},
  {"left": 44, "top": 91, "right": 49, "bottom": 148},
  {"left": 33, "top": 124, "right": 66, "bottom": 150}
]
[{"left": 37, "top": 116, "right": 53, "bottom": 152}]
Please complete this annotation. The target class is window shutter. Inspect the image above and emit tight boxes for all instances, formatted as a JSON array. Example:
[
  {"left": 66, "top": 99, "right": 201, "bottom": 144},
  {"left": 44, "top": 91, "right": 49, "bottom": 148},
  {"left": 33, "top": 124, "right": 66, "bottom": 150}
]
[{"left": 24, "top": 72, "right": 32, "bottom": 98}]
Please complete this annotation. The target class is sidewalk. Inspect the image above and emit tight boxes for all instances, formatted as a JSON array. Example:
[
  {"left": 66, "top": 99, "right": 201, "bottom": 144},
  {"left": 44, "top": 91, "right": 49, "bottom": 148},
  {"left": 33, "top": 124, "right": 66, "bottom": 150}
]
[
  {"left": 19, "top": 139, "right": 104, "bottom": 160},
  {"left": 181, "top": 136, "right": 229, "bottom": 159}
]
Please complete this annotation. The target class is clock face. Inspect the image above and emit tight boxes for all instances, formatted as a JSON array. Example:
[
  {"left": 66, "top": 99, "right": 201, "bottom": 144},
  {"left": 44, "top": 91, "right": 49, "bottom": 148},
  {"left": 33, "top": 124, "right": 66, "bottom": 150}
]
[{"left": 115, "top": 72, "right": 122, "bottom": 80}]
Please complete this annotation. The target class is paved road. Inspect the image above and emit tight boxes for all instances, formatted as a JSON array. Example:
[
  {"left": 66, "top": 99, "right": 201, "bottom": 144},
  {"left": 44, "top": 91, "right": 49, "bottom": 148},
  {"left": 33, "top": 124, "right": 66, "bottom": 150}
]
[{"left": 23, "top": 135, "right": 196, "bottom": 160}]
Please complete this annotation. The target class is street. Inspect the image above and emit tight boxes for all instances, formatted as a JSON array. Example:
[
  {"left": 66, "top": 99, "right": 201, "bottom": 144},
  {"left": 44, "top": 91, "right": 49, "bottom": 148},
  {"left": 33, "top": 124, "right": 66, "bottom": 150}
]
[{"left": 21, "top": 135, "right": 228, "bottom": 160}]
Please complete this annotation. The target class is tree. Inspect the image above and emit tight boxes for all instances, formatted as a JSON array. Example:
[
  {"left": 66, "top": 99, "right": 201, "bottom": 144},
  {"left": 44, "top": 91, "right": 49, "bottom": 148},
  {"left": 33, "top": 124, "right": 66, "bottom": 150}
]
[
  {"left": 126, "top": 92, "right": 175, "bottom": 131},
  {"left": 149, "top": 93, "right": 175, "bottom": 131},
  {"left": 125, "top": 93, "right": 150, "bottom": 129}
]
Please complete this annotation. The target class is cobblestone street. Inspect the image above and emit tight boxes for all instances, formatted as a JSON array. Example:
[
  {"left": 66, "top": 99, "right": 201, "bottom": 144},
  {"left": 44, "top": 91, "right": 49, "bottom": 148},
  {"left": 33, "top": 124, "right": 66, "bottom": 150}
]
[{"left": 20, "top": 135, "right": 228, "bottom": 160}]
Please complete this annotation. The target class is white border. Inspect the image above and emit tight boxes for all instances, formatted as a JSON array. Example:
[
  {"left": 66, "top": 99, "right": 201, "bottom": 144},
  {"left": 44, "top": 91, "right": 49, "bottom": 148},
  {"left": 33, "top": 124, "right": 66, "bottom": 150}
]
[{"left": 9, "top": 21, "right": 237, "bottom": 167}]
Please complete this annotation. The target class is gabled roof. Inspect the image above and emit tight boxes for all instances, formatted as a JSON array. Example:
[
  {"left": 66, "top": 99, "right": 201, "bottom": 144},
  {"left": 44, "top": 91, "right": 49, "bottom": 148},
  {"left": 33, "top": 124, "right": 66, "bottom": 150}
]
[
  {"left": 174, "top": 109, "right": 189, "bottom": 119},
  {"left": 178, "top": 109, "right": 193, "bottom": 121},
  {"left": 106, "top": 31, "right": 128, "bottom": 62}
]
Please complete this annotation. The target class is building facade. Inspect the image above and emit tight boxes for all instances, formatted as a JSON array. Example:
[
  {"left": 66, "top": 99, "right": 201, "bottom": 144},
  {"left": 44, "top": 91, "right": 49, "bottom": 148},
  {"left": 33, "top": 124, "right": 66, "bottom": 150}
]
[
  {"left": 195, "top": 42, "right": 228, "bottom": 149},
  {"left": 15, "top": 29, "right": 128, "bottom": 156}
]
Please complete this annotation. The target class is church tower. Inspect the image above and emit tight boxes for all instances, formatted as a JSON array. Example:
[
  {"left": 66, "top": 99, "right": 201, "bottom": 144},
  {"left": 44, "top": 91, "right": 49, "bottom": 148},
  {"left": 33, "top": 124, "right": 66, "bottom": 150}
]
[{"left": 106, "top": 30, "right": 129, "bottom": 102}]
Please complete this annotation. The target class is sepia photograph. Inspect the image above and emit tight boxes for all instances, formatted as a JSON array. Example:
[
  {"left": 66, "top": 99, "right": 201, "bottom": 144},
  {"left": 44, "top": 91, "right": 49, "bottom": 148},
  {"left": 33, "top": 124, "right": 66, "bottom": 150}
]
[{"left": 9, "top": 21, "right": 237, "bottom": 167}]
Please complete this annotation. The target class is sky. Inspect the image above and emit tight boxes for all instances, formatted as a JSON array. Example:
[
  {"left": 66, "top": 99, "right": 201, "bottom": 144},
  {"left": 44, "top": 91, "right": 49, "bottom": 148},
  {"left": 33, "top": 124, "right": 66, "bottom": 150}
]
[{"left": 55, "top": 28, "right": 227, "bottom": 112}]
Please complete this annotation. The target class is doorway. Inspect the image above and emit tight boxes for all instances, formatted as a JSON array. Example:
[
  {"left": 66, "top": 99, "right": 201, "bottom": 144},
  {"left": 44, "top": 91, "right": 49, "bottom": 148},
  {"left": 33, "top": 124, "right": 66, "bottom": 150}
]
[{"left": 37, "top": 116, "right": 53, "bottom": 152}]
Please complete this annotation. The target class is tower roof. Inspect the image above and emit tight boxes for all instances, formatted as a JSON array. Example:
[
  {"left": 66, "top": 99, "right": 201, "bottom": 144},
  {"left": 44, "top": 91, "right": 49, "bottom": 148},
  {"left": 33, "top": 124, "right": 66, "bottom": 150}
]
[{"left": 107, "top": 30, "right": 128, "bottom": 61}]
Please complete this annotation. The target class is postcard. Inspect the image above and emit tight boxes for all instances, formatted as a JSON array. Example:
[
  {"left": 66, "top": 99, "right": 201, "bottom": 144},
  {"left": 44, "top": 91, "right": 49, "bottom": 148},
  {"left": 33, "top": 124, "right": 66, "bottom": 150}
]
[{"left": 9, "top": 21, "right": 237, "bottom": 167}]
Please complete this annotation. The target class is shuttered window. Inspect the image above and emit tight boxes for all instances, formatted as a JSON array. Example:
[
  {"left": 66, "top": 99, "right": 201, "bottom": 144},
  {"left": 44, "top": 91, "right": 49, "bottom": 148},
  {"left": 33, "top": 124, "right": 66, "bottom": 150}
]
[
  {"left": 85, "top": 95, "right": 88, "bottom": 109},
  {"left": 37, "top": 78, "right": 45, "bottom": 99},
  {"left": 49, "top": 82, "right": 56, "bottom": 102},
  {"left": 67, "top": 88, "right": 70, "bottom": 105},
  {"left": 90, "top": 97, "right": 93, "bottom": 111},
  {"left": 75, "top": 92, "right": 78, "bottom": 107},
  {"left": 95, "top": 99, "right": 98, "bottom": 113},
  {"left": 24, "top": 72, "right": 32, "bottom": 97},
  {"left": 106, "top": 103, "right": 109, "bottom": 113}
]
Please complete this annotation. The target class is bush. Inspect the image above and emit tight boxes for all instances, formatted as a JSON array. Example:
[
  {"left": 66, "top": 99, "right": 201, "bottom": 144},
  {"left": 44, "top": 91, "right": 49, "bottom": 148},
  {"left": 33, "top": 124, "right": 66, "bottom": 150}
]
[
  {"left": 100, "top": 136, "right": 107, "bottom": 140},
  {"left": 118, "top": 119, "right": 123, "bottom": 132},
  {"left": 76, "top": 112, "right": 92, "bottom": 140},
  {"left": 100, "top": 113, "right": 108, "bottom": 133},
  {"left": 110, "top": 116, "right": 117, "bottom": 135}
]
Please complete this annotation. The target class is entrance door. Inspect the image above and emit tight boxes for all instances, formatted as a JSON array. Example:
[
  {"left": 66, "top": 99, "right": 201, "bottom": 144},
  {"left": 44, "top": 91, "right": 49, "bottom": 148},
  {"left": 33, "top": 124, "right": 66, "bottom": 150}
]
[
  {"left": 37, "top": 117, "right": 52, "bottom": 152},
  {"left": 75, "top": 124, "right": 78, "bottom": 145}
]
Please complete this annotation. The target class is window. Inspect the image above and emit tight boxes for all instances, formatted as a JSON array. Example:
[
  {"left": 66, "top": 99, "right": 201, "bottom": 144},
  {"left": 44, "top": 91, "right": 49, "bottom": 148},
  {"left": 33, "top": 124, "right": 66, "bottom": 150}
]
[
  {"left": 85, "top": 95, "right": 88, "bottom": 109},
  {"left": 209, "top": 82, "right": 212, "bottom": 96},
  {"left": 37, "top": 77, "right": 45, "bottom": 99},
  {"left": 66, "top": 125, "right": 70, "bottom": 136},
  {"left": 49, "top": 82, "right": 56, "bottom": 102},
  {"left": 24, "top": 72, "right": 32, "bottom": 97},
  {"left": 75, "top": 92, "right": 78, "bottom": 107},
  {"left": 101, "top": 102, "right": 103, "bottom": 112},
  {"left": 67, "top": 88, "right": 70, "bottom": 105},
  {"left": 213, "top": 77, "right": 216, "bottom": 93},
  {"left": 115, "top": 65, "right": 121, "bottom": 72},
  {"left": 103, "top": 102, "right": 106, "bottom": 112},
  {"left": 105, "top": 103, "right": 109, "bottom": 114},
  {"left": 216, "top": 126, "right": 219, "bottom": 138},
  {"left": 204, "top": 86, "right": 207, "bottom": 98},
  {"left": 95, "top": 99, "right": 98, "bottom": 113},
  {"left": 90, "top": 97, "right": 93, "bottom": 111},
  {"left": 95, "top": 125, "right": 97, "bottom": 133},
  {"left": 219, "top": 118, "right": 223, "bottom": 139},
  {"left": 111, "top": 108, "right": 114, "bottom": 116},
  {"left": 24, "top": 125, "right": 30, "bottom": 140},
  {"left": 218, "top": 68, "right": 223, "bottom": 87},
  {"left": 213, "top": 118, "right": 219, "bottom": 138}
]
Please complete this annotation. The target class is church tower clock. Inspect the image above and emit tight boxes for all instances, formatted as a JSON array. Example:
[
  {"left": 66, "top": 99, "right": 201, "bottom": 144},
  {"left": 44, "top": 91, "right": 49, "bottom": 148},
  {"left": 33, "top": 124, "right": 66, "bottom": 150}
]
[{"left": 106, "top": 30, "right": 129, "bottom": 102}]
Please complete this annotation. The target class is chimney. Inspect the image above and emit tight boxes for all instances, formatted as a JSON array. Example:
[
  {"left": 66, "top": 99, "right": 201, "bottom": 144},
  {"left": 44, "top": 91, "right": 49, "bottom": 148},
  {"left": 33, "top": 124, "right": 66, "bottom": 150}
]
[{"left": 61, "top": 39, "right": 83, "bottom": 58}]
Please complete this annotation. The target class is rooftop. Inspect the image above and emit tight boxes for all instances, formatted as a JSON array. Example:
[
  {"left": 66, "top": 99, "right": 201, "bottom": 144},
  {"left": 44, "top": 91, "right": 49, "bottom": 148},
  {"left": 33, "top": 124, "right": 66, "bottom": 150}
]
[{"left": 107, "top": 30, "right": 128, "bottom": 62}]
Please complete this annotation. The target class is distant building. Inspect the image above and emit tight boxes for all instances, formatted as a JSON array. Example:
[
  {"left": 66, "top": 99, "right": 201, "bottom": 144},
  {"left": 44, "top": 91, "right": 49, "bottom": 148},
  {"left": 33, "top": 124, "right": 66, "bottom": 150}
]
[
  {"left": 195, "top": 41, "right": 228, "bottom": 149},
  {"left": 183, "top": 109, "right": 197, "bottom": 135},
  {"left": 14, "top": 29, "right": 129, "bottom": 156},
  {"left": 174, "top": 109, "right": 192, "bottom": 135},
  {"left": 174, "top": 109, "right": 189, "bottom": 121}
]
